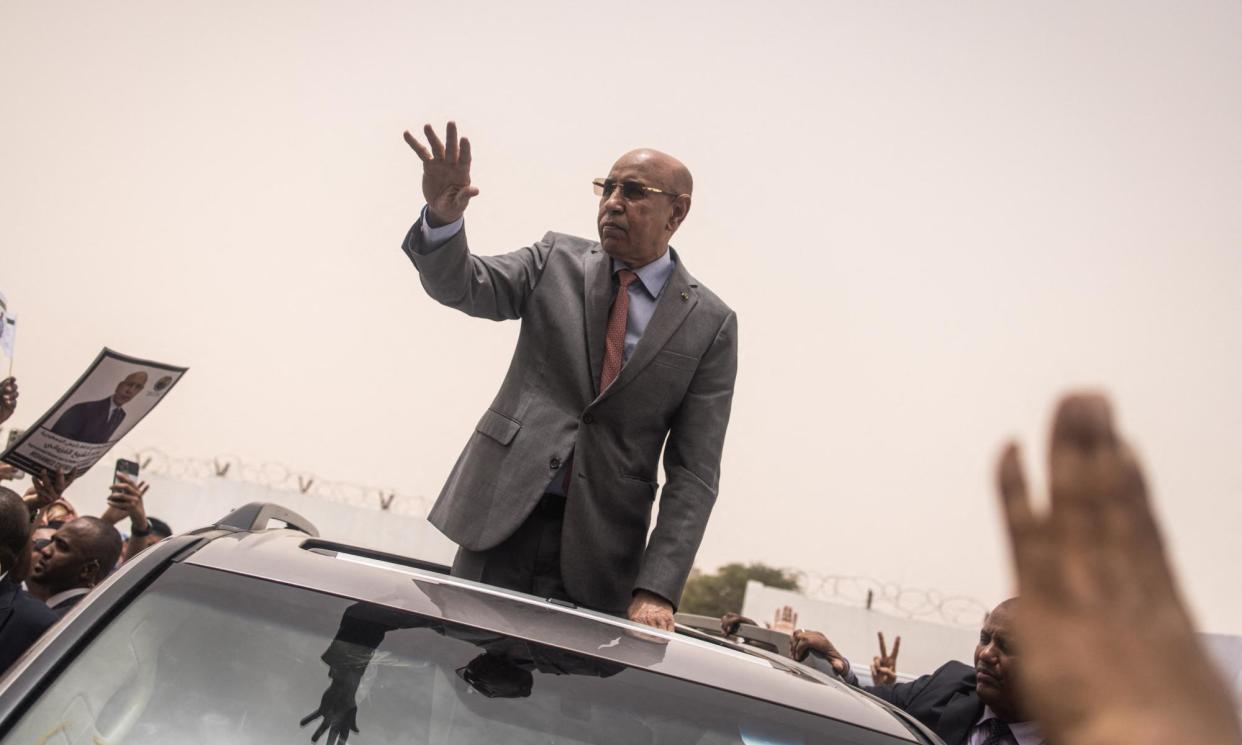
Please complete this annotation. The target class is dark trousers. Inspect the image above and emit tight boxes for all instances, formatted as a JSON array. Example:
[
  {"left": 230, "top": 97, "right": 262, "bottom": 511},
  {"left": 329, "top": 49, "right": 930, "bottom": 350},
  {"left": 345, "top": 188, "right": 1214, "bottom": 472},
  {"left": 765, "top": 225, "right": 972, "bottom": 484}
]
[{"left": 450, "top": 493, "right": 572, "bottom": 603}]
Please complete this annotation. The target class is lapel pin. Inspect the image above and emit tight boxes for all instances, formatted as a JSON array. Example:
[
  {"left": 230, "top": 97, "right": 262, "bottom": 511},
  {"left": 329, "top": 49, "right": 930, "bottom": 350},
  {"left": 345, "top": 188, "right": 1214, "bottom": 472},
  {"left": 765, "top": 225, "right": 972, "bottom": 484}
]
[{"left": 680, "top": 291, "right": 689, "bottom": 302}]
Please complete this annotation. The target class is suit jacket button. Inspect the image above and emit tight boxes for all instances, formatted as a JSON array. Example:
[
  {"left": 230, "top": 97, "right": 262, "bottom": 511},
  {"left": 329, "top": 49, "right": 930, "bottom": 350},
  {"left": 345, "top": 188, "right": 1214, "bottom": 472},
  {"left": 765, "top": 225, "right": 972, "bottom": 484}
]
[
  {"left": 549, "top": 457, "right": 561, "bottom": 470},
  {"left": 583, "top": 413, "right": 595, "bottom": 424}
]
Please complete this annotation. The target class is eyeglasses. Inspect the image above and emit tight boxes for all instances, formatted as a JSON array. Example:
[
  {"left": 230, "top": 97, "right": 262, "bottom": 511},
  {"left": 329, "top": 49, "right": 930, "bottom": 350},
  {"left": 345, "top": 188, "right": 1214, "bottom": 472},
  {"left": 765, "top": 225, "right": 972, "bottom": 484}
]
[
  {"left": 592, "top": 178, "right": 683, "bottom": 201},
  {"left": 33, "top": 538, "right": 51, "bottom": 551}
]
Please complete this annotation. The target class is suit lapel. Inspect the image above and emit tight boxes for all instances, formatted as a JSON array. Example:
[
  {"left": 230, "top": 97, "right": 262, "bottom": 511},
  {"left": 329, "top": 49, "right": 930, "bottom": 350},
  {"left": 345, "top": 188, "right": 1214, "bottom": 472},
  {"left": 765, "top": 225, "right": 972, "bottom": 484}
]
[
  {"left": 596, "top": 251, "right": 699, "bottom": 404},
  {"left": 583, "top": 247, "right": 613, "bottom": 398},
  {"left": 937, "top": 689, "right": 984, "bottom": 745}
]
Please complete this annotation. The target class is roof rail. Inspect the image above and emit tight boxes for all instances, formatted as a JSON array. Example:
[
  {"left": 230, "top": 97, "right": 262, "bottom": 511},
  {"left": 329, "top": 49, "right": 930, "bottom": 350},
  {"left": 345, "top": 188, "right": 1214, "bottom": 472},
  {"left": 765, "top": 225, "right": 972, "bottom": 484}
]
[
  {"left": 674, "top": 613, "right": 792, "bottom": 658},
  {"left": 300, "top": 538, "right": 451, "bottom": 575},
  {"left": 215, "top": 502, "right": 319, "bottom": 537}
]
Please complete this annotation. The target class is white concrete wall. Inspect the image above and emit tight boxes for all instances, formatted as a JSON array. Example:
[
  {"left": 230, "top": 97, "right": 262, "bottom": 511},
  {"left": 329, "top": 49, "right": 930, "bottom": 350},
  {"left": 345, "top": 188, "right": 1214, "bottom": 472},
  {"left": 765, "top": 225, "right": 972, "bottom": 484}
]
[{"left": 55, "top": 466, "right": 458, "bottom": 566}]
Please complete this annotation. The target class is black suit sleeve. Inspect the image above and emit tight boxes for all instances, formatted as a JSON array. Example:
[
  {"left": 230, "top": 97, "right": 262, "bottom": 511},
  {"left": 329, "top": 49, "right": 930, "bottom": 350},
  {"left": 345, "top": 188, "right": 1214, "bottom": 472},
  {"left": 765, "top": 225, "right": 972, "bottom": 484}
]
[{"left": 863, "top": 672, "right": 936, "bottom": 710}]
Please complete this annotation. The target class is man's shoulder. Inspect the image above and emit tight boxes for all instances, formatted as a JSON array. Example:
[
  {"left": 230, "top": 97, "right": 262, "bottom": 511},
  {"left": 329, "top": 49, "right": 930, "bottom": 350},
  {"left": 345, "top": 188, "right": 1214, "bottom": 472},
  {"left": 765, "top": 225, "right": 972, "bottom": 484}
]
[
  {"left": 926, "top": 660, "right": 977, "bottom": 688},
  {"left": 3, "top": 584, "right": 56, "bottom": 630},
  {"left": 668, "top": 249, "right": 734, "bottom": 319},
  {"left": 539, "top": 231, "right": 599, "bottom": 255}
]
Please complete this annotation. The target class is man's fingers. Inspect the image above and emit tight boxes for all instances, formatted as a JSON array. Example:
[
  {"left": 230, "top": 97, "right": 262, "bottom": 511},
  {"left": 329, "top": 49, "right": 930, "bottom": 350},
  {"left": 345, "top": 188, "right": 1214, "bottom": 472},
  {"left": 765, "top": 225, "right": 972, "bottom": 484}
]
[
  {"left": 311, "top": 719, "right": 330, "bottom": 742},
  {"left": 299, "top": 710, "right": 322, "bottom": 727},
  {"left": 877, "top": 631, "right": 887, "bottom": 659},
  {"left": 403, "top": 130, "right": 431, "bottom": 161},
  {"left": 446, "top": 120, "right": 459, "bottom": 163},
  {"left": 997, "top": 443, "right": 1036, "bottom": 541},
  {"left": 1049, "top": 393, "right": 1118, "bottom": 513},
  {"left": 890, "top": 635, "right": 901, "bottom": 661},
  {"left": 460, "top": 136, "right": 472, "bottom": 167},
  {"left": 139, "top": 481, "right": 150, "bottom": 495},
  {"left": 424, "top": 123, "right": 445, "bottom": 159}
]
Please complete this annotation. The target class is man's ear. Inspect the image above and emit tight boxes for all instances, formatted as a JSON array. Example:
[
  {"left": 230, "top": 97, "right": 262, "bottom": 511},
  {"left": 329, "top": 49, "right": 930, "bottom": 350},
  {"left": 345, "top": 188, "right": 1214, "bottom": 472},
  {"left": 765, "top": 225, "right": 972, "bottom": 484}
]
[
  {"left": 80, "top": 559, "right": 101, "bottom": 585},
  {"left": 667, "top": 194, "right": 692, "bottom": 233}
]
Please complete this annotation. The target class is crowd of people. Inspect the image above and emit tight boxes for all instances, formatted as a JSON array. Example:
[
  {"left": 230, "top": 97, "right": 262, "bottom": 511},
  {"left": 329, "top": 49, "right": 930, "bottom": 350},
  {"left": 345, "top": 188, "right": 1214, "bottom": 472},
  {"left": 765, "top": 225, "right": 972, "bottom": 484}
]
[{"left": 0, "top": 374, "right": 172, "bottom": 671}]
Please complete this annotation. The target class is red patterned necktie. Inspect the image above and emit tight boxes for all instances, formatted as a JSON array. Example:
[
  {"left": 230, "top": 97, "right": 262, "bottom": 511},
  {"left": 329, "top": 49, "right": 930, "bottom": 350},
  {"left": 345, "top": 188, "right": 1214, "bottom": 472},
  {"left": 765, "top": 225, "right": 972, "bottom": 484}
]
[
  {"left": 560, "top": 269, "right": 638, "bottom": 495},
  {"left": 599, "top": 269, "right": 637, "bottom": 390}
]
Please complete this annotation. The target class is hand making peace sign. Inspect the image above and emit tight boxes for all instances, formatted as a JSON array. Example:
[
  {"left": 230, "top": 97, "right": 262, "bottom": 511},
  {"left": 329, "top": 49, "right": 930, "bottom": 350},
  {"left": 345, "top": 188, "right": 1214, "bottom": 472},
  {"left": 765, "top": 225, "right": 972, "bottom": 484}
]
[
  {"left": 403, "top": 121, "right": 479, "bottom": 226},
  {"left": 870, "top": 631, "right": 900, "bottom": 686}
]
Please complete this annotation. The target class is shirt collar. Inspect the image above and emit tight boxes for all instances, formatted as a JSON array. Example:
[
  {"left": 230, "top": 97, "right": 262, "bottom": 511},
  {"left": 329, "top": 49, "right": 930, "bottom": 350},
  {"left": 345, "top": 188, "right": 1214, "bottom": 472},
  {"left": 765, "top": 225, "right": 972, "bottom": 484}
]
[
  {"left": 611, "top": 249, "right": 675, "bottom": 299},
  {"left": 45, "top": 587, "right": 91, "bottom": 608},
  {"left": 976, "top": 707, "right": 1044, "bottom": 745}
]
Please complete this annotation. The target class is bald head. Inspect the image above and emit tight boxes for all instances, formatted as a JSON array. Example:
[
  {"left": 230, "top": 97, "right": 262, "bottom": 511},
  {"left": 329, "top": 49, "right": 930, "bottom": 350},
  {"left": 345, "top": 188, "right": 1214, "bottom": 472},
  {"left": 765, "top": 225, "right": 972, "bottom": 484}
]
[
  {"left": 612, "top": 149, "right": 693, "bottom": 197},
  {"left": 597, "top": 149, "right": 694, "bottom": 267},
  {"left": 31, "top": 517, "right": 123, "bottom": 594},
  {"left": 113, "top": 371, "right": 148, "bottom": 406}
]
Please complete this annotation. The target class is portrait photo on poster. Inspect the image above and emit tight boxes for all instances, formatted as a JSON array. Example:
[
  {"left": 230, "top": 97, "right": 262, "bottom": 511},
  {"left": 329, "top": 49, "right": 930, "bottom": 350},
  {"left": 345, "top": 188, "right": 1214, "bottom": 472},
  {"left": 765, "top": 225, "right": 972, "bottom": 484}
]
[{"left": 0, "top": 348, "right": 188, "bottom": 477}]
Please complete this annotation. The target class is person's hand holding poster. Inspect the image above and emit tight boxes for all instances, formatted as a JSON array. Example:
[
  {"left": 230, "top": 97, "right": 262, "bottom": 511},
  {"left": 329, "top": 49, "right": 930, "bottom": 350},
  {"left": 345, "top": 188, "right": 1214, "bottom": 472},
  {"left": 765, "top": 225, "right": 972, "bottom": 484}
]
[{"left": 0, "top": 349, "right": 187, "bottom": 477}]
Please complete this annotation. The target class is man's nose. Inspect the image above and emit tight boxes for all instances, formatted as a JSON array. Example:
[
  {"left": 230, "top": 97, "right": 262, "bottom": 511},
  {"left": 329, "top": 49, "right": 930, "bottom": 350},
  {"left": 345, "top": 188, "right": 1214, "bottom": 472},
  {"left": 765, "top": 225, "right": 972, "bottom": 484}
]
[
  {"left": 979, "top": 642, "right": 998, "bottom": 663},
  {"left": 602, "top": 189, "right": 626, "bottom": 212}
]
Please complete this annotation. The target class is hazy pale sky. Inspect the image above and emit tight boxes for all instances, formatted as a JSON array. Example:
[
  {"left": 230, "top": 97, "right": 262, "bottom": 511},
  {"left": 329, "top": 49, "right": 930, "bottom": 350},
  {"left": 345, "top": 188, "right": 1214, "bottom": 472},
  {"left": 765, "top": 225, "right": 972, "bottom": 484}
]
[{"left": 4, "top": 1, "right": 1240, "bottom": 632}]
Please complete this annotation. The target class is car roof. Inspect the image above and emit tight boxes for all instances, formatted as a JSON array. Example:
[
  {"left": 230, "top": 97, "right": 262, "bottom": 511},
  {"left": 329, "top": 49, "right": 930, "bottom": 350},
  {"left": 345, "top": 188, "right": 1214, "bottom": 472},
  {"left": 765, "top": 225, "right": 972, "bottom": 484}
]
[{"left": 179, "top": 527, "right": 919, "bottom": 742}]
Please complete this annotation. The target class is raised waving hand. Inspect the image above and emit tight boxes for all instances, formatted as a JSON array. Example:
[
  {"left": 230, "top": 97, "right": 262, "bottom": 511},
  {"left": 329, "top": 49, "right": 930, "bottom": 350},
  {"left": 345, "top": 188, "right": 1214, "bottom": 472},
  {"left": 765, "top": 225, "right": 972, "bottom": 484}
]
[
  {"left": 997, "top": 394, "right": 1242, "bottom": 745},
  {"left": 403, "top": 121, "right": 478, "bottom": 226}
]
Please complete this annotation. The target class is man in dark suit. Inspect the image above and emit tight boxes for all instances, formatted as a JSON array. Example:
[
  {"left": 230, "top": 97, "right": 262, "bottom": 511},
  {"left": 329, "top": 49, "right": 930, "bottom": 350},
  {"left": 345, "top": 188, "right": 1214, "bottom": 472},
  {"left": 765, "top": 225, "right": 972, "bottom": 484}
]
[
  {"left": 50, "top": 371, "right": 147, "bottom": 444},
  {"left": 791, "top": 599, "right": 1042, "bottom": 744},
  {"left": 0, "top": 487, "right": 56, "bottom": 673},
  {"left": 401, "top": 123, "right": 738, "bottom": 630},
  {"left": 26, "top": 517, "right": 122, "bottom": 618}
]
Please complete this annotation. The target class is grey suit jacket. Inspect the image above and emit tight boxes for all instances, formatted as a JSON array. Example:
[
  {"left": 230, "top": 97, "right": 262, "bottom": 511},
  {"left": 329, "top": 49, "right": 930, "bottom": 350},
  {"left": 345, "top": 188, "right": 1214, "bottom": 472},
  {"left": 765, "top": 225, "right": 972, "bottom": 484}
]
[{"left": 402, "top": 221, "right": 738, "bottom": 613}]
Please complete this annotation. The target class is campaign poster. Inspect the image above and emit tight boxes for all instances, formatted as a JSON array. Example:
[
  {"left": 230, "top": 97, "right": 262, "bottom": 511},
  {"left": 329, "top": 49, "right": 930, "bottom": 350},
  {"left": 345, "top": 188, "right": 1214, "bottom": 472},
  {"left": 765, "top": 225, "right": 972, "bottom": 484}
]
[{"left": 0, "top": 349, "right": 187, "bottom": 477}]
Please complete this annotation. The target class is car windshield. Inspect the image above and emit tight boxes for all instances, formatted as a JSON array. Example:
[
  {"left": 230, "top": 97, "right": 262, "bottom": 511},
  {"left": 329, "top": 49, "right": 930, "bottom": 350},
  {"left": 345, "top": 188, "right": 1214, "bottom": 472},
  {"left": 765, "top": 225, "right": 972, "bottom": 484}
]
[{"left": 3, "top": 564, "right": 908, "bottom": 745}]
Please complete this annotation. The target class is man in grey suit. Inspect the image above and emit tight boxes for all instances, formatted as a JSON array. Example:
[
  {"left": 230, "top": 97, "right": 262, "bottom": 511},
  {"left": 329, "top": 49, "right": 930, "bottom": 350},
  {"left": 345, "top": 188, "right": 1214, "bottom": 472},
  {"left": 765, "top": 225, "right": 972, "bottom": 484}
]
[{"left": 401, "top": 122, "right": 738, "bottom": 630}]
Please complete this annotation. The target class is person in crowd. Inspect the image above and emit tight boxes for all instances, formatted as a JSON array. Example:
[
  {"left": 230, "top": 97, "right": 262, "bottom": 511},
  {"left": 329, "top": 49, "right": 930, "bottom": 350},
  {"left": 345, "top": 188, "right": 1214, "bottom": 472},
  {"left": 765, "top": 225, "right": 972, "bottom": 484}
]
[
  {"left": 400, "top": 122, "right": 738, "bottom": 629},
  {"left": 27, "top": 522, "right": 59, "bottom": 572},
  {"left": 21, "top": 469, "right": 76, "bottom": 527},
  {"left": 786, "top": 599, "right": 1034, "bottom": 744},
  {"left": 26, "top": 516, "right": 122, "bottom": 617},
  {"left": 99, "top": 474, "right": 169, "bottom": 561},
  {"left": 871, "top": 631, "right": 900, "bottom": 687},
  {"left": 147, "top": 517, "right": 171, "bottom": 539},
  {"left": 996, "top": 393, "right": 1242, "bottom": 745},
  {"left": 0, "top": 486, "right": 56, "bottom": 671},
  {"left": 0, "top": 376, "right": 17, "bottom": 426},
  {"left": 50, "top": 370, "right": 147, "bottom": 444}
]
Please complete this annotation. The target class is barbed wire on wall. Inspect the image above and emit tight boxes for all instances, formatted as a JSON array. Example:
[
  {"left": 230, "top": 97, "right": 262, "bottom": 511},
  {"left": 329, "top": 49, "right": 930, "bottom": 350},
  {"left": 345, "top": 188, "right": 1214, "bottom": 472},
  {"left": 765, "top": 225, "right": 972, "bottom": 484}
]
[
  {"left": 796, "top": 573, "right": 990, "bottom": 628},
  {"left": 119, "top": 446, "right": 434, "bottom": 517}
]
